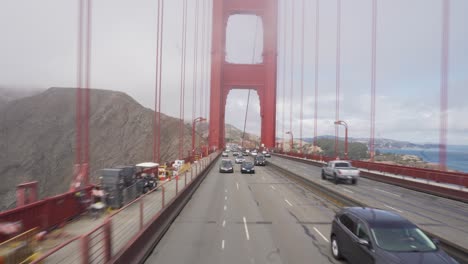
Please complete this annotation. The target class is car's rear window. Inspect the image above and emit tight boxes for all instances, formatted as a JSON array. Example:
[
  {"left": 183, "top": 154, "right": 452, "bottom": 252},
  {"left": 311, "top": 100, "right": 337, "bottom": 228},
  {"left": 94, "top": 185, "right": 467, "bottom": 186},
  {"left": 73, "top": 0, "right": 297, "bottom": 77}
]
[
  {"left": 335, "top": 162, "right": 350, "bottom": 168},
  {"left": 222, "top": 160, "right": 232, "bottom": 166}
]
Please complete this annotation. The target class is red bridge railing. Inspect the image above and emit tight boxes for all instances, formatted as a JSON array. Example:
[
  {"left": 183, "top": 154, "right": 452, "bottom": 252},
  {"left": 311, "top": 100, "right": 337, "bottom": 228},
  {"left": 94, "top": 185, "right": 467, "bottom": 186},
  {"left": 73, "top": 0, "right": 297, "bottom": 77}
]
[
  {"left": 0, "top": 186, "right": 93, "bottom": 243},
  {"left": 277, "top": 151, "right": 468, "bottom": 188}
]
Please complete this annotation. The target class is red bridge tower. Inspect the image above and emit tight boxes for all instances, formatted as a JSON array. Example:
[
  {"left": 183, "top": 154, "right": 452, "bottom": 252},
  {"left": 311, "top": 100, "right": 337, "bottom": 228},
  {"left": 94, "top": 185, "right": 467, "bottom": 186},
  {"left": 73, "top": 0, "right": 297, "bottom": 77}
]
[{"left": 209, "top": 0, "right": 278, "bottom": 149}]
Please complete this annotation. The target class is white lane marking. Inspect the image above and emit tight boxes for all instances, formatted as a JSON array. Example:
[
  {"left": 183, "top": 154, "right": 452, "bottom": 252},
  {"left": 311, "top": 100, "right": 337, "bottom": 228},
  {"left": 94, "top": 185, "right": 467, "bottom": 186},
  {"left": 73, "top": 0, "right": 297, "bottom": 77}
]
[
  {"left": 225, "top": 189, "right": 227, "bottom": 193},
  {"left": 284, "top": 199, "right": 293, "bottom": 206},
  {"left": 222, "top": 220, "right": 226, "bottom": 227},
  {"left": 236, "top": 182, "right": 239, "bottom": 190},
  {"left": 224, "top": 205, "right": 227, "bottom": 211},
  {"left": 270, "top": 185, "right": 276, "bottom": 190},
  {"left": 243, "top": 217, "right": 250, "bottom": 240},
  {"left": 222, "top": 239, "right": 225, "bottom": 249},
  {"left": 313, "top": 227, "right": 329, "bottom": 242},
  {"left": 225, "top": 196, "right": 227, "bottom": 200},
  {"left": 375, "top": 188, "right": 401, "bottom": 197},
  {"left": 384, "top": 204, "right": 403, "bottom": 213},
  {"left": 342, "top": 188, "right": 354, "bottom": 194}
]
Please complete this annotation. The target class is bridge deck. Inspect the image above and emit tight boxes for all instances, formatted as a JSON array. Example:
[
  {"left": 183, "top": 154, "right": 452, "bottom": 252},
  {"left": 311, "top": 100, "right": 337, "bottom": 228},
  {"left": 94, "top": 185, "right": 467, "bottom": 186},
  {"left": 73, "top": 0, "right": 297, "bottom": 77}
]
[
  {"left": 146, "top": 155, "right": 468, "bottom": 264},
  {"left": 268, "top": 156, "right": 468, "bottom": 251}
]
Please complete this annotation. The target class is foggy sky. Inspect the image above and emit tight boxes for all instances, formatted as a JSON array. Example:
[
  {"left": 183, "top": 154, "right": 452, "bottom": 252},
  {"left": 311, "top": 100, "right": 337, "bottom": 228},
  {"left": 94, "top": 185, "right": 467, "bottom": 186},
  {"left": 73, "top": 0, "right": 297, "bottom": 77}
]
[{"left": 1, "top": 0, "right": 467, "bottom": 145}]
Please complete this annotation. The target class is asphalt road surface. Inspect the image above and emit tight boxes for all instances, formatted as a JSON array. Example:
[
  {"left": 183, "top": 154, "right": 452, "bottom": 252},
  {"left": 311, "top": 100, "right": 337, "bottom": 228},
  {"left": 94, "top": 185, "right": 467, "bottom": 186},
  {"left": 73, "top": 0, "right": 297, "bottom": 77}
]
[
  {"left": 146, "top": 157, "right": 344, "bottom": 264},
  {"left": 267, "top": 156, "right": 468, "bottom": 251}
]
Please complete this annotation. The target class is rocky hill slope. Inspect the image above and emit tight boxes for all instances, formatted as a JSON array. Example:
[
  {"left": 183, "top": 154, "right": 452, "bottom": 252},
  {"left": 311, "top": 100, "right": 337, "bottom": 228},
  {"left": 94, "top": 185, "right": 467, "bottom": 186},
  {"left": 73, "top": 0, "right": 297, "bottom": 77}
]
[{"left": 0, "top": 87, "right": 196, "bottom": 210}]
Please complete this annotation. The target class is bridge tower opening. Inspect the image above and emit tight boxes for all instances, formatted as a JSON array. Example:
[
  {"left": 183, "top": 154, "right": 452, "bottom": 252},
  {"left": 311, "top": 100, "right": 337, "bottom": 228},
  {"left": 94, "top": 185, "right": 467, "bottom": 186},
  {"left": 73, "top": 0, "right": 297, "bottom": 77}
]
[{"left": 209, "top": 0, "right": 278, "bottom": 150}]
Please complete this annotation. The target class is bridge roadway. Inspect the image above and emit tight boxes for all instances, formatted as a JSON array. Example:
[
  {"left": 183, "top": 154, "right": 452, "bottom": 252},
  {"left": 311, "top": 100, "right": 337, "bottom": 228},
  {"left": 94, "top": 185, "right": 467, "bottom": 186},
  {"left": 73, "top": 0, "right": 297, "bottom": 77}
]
[
  {"left": 145, "top": 155, "right": 468, "bottom": 264},
  {"left": 267, "top": 155, "right": 468, "bottom": 251},
  {"left": 146, "top": 157, "right": 343, "bottom": 264}
]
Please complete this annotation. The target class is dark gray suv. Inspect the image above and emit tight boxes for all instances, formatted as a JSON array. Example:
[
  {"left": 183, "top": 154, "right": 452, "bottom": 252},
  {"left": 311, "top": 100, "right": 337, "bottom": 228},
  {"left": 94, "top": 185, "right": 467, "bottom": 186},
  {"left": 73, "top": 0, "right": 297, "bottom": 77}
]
[{"left": 330, "top": 207, "right": 458, "bottom": 264}]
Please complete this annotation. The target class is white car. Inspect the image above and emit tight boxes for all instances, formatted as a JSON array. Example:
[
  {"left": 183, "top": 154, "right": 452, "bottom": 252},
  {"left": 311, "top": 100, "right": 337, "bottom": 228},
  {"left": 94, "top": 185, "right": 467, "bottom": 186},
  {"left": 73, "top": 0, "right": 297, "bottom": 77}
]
[
  {"left": 235, "top": 156, "right": 245, "bottom": 164},
  {"left": 222, "top": 152, "right": 228, "bottom": 157}
]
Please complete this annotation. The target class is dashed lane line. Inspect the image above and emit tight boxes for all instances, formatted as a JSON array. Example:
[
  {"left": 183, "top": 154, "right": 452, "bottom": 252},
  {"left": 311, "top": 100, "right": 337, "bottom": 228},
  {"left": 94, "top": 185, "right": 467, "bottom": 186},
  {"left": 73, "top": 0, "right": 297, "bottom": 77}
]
[
  {"left": 313, "top": 227, "right": 329, "bottom": 242},
  {"left": 243, "top": 217, "right": 250, "bottom": 240}
]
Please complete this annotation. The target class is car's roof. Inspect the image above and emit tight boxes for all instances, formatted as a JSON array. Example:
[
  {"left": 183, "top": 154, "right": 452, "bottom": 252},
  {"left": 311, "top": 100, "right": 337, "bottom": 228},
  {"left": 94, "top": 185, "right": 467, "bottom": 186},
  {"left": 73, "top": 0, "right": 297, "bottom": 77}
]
[{"left": 343, "top": 207, "right": 415, "bottom": 228}]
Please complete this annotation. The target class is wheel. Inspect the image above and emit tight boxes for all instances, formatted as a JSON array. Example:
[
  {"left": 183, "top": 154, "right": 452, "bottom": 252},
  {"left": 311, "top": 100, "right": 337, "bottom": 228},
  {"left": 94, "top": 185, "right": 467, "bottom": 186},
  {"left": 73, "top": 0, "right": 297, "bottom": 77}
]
[
  {"left": 351, "top": 179, "right": 357, "bottom": 185},
  {"left": 334, "top": 174, "right": 339, "bottom": 185},
  {"left": 331, "top": 236, "right": 343, "bottom": 260},
  {"left": 321, "top": 170, "right": 326, "bottom": 180}
]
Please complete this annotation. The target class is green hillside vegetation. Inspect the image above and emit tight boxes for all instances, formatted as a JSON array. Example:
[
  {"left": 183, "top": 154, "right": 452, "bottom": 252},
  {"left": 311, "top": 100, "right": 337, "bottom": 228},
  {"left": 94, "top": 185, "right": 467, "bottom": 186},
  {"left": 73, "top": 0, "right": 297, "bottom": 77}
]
[{"left": 299, "top": 138, "right": 369, "bottom": 160}]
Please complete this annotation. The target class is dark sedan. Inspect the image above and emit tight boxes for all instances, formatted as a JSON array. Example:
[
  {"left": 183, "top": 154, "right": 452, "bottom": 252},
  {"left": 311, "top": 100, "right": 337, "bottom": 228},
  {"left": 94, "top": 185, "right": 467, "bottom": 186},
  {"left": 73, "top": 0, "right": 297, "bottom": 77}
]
[
  {"left": 330, "top": 207, "right": 458, "bottom": 264},
  {"left": 219, "top": 159, "right": 234, "bottom": 173},
  {"left": 240, "top": 161, "right": 255, "bottom": 174},
  {"left": 254, "top": 155, "right": 266, "bottom": 166}
]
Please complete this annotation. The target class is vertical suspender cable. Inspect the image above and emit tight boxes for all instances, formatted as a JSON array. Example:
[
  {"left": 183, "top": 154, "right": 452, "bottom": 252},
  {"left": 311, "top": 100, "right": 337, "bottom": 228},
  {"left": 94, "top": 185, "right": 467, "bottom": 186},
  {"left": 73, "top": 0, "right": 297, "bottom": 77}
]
[
  {"left": 192, "top": 0, "right": 200, "bottom": 152},
  {"left": 76, "top": 0, "right": 83, "bottom": 166},
  {"left": 84, "top": 0, "right": 92, "bottom": 175},
  {"left": 157, "top": 0, "right": 165, "bottom": 163},
  {"left": 199, "top": 0, "right": 205, "bottom": 119},
  {"left": 313, "top": 0, "right": 320, "bottom": 153},
  {"left": 281, "top": 0, "right": 287, "bottom": 151},
  {"left": 299, "top": 0, "right": 305, "bottom": 151},
  {"left": 439, "top": 0, "right": 450, "bottom": 170},
  {"left": 179, "top": 0, "right": 188, "bottom": 159},
  {"left": 241, "top": 17, "right": 259, "bottom": 148},
  {"left": 205, "top": 0, "right": 212, "bottom": 121},
  {"left": 334, "top": 0, "right": 341, "bottom": 158},
  {"left": 289, "top": 0, "right": 295, "bottom": 150},
  {"left": 154, "top": 0, "right": 162, "bottom": 162},
  {"left": 370, "top": 0, "right": 377, "bottom": 161}
]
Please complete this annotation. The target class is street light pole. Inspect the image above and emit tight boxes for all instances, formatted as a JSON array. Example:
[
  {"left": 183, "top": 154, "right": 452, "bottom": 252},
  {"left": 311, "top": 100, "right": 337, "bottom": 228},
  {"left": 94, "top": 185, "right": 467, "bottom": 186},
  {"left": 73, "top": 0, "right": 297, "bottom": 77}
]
[
  {"left": 286, "top": 131, "right": 294, "bottom": 151},
  {"left": 192, "top": 117, "right": 206, "bottom": 155},
  {"left": 334, "top": 120, "right": 348, "bottom": 159}
]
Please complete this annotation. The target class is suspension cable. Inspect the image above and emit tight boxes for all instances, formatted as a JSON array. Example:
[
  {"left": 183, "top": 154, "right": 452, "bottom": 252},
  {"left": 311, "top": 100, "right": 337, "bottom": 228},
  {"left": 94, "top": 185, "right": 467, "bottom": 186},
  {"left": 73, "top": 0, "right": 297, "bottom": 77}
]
[
  {"left": 154, "top": 0, "right": 162, "bottom": 162},
  {"left": 289, "top": 0, "right": 295, "bottom": 150},
  {"left": 84, "top": 0, "right": 92, "bottom": 173},
  {"left": 299, "top": 0, "right": 305, "bottom": 151},
  {"left": 192, "top": 0, "right": 200, "bottom": 151},
  {"left": 241, "top": 17, "right": 259, "bottom": 148},
  {"left": 157, "top": 0, "right": 165, "bottom": 163},
  {"left": 335, "top": 0, "right": 341, "bottom": 158},
  {"left": 199, "top": 0, "right": 205, "bottom": 119},
  {"left": 282, "top": 0, "right": 287, "bottom": 150},
  {"left": 179, "top": 0, "right": 188, "bottom": 159},
  {"left": 370, "top": 0, "right": 377, "bottom": 161},
  {"left": 313, "top": 0, "right": 320, "bottom": 152},
  {"left": 76, "top": 0, "right": 84, "bottom": 165},
  {"left": 439, "top": 0, "right": 450, "bottom": 170},
  {"left": 205, "top": 0, "right": 212, "bottom": 122}
]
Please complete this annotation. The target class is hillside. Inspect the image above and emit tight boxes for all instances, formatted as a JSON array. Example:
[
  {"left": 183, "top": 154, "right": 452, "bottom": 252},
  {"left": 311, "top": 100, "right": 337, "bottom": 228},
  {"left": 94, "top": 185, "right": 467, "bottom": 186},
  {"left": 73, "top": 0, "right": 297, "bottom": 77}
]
[
  {"left": 0, "top": 87, "right": 197, "bottom": 211},
  {"left": 196, "top": 123, "right": 260, "bottom": 148}
]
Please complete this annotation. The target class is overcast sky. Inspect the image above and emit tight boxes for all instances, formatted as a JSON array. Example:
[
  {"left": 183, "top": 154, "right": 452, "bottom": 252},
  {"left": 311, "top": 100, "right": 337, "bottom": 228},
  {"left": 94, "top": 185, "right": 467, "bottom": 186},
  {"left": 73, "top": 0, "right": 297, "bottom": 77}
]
[{"left": 1, "top": 0, "right": 467, "bottom": 145}]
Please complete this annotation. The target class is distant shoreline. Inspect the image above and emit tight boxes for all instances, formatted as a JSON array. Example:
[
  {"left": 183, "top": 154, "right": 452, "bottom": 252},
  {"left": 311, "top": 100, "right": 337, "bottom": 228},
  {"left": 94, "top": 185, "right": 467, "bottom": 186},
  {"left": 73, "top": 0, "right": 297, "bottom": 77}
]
[{"left": 376, "top": 147, "right": 468, "bottom": 173}]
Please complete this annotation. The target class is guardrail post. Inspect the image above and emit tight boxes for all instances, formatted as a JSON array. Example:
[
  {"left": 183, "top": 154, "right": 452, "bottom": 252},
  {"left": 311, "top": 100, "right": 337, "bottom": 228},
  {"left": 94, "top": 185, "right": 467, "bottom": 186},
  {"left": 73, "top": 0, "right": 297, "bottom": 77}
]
[
  {"left": 162, "top": 186, "right": 165, "bottom": 208},
  {"left": 104, "top": 219, "right": 112, "bottom": 262},
  {"left": 81, "top": 235, "right": 90, "bottom": 264},
  {"left": 139, "top": 200, "right": 144, "bottom": 230}
]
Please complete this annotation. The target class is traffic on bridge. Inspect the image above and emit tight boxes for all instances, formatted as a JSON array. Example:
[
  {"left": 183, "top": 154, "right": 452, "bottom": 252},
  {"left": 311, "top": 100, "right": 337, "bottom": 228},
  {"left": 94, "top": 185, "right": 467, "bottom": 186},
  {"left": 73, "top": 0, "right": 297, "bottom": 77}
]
[{"left": 0, "top": 0, "right": 467, "bottom": 264}]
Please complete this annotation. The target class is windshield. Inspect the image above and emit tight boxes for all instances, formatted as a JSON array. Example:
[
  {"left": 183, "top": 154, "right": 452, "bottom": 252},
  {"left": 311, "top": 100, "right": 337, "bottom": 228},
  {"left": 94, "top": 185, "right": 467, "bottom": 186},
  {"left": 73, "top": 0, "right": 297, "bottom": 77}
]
[
  {"left": 221, "top": 160, "right": 232, "bottom": 167},
  {"left": 371, "top": 227, "right": 437, "bottom": 252},
  {"left": 335, "top": 162, "right": 350, "bottom": 168},
  {"left": 242, "top": 162, "right": 253, "bottom": 167}
]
